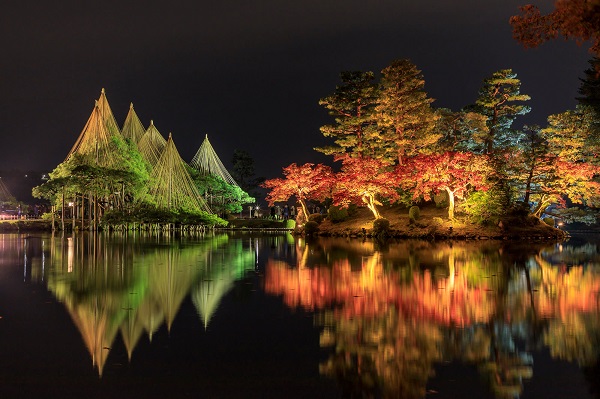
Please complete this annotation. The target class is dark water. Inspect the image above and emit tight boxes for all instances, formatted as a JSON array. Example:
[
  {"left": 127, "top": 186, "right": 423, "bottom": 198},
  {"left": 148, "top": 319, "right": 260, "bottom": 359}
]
[{"left": 1, "top": 232, "right": 599, "bottom": 399}]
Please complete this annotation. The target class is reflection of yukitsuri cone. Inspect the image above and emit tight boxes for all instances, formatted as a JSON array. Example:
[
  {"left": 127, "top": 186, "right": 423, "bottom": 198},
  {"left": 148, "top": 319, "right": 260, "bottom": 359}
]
[
  {"left": 192, "top": 273, "right": 235, "bottom": 329},
  {"left": 191, "top": 239, "right": 256, "bottom": 329},
  {"left": 120, "top": 292, "right": 148, "bottom": 361},
  {"left": 148, "top": 248, "right": 197, "bottom": 331},
  {"left": 139, "top": 300, "right": 165, "bottom": 342},
  {"left": 64, "top": 295, "right": 128, "bottom": 376}
]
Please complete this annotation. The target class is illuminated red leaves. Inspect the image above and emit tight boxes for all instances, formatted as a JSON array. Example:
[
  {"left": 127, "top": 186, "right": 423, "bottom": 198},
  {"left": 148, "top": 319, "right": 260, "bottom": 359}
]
[{"left": 262, "top": 163, "right": 334, "bottom": 206}]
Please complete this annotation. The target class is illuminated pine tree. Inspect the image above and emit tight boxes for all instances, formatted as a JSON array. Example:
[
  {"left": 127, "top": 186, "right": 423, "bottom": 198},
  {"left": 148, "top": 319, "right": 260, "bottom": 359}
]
[
  {"left": 542, "top": 105, "right": 598, "bottom": 163},
  {"left": 470, "top": 69, "right": 530, "bottom": 154},
  {"left": 577, "top": 57, "right": 600, "bottom": 145},
  {"left": 316, "top": 71, "right": 378, "bottom": 158},
  {"left": 374, "top": 59, "right": 439, "bottom": 165}
]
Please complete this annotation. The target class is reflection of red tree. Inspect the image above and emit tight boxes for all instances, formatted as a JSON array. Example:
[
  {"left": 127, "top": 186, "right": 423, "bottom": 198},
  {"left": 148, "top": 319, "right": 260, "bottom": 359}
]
[
  {"left": 264, "top": 256, "right": 495, "bottom": 326},
  {"left": 535, "top": 263, "right": 600, "bottom": 319}
]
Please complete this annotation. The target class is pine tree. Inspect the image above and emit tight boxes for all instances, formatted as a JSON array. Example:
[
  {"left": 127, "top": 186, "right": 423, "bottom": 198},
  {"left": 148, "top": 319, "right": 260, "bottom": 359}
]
[
  {"left": 374, "top": 59, "right": 439, "bottom": 165},
  {"left": 316, "top": 71, "right": 378, "bottom": 158},
  {"left": 577, "top": 57, "right": 600, "bottom": 145},
  {"left": 470, "top": 69, "right": 530, "bottom": 154}
]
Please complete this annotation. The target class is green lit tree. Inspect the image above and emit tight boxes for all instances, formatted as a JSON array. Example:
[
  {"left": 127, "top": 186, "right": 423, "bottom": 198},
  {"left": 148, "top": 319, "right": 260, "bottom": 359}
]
[
  {"left": 542, "top": 105, "right": 598, "bottom": 164},
  {"left": 192, "top": 173, "right": 254, "bottom": 217},
  {"left": 435, "top": 108, "right": 489, "bottom": 152},
  {"left": 469, "top": 69, "right": 531, "bottom": 154}
]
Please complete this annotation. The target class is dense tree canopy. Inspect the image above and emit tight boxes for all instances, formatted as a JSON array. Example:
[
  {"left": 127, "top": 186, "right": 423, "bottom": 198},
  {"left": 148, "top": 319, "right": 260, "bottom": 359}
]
[
  {"left": 510, "top": 1, "right": 600, "bottom": 57},
  {"left": 263, "top": 163, "right": 334, "bottom": 221}
]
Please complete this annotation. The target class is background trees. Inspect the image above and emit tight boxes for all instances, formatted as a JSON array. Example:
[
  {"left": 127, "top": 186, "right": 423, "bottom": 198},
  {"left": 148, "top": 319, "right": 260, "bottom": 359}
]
[{"left": 261, "top": 57, "right": 600, "bottom": 225}]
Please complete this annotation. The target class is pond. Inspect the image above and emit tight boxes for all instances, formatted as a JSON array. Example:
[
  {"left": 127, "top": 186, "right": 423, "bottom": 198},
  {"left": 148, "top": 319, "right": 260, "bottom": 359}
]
[{"left": 0, "top": 232, "right": 599, "bottom": 399}]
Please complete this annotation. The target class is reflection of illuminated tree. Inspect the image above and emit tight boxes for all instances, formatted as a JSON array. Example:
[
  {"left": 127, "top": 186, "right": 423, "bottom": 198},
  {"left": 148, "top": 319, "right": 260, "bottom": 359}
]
[
  {"left": 191, "top": 239, "right": 256, "bottom": 328},
  {"left": 264, "top": 238, "right": 600, "bottom": 398},
  {"left": 320, "top": 308, "right": 442, "bottom": 399},
  {"left": 45, "top": 232, "right": 253, "bottom": 375}
]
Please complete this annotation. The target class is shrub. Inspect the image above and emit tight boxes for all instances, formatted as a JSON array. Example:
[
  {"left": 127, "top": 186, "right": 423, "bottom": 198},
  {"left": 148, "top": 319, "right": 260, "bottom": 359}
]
[
  {"left": 409, "top": 206, "right": 420, "bottom": 224},
  {"left": 542, "top": 217, "right": 555, "bottom": 226},
  {"left": 308, "top": 213, "right": 324, "bottom": 224},
  {"left": 328, "top": 205, "right": 349, "bottom": 223},
  {"left": 372, "top": 218, "right": 390, "bottom": 238},
  {"left": 304, "top": 221, "right": 319, "bottom": 236},
  {"left": 432, "top": 217, "right": 444, "bottom": 226},
  {"left": 461, "top": 190, "right": 505, "bottom": 225},
  {"left": 284, "top": 219, "right": 296, "bottom": 229}
]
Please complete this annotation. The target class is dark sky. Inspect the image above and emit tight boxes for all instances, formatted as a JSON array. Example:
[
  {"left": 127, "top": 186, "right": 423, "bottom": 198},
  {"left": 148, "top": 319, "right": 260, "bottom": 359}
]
[{"left": 0, "top": 0, "right": 593, "bottom": 180}]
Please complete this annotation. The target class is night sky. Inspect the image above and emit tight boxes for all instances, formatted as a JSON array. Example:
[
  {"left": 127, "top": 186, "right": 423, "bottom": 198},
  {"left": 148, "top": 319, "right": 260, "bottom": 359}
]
[{"left": 0, "top": 0, "right": 593, "bottom": 181}]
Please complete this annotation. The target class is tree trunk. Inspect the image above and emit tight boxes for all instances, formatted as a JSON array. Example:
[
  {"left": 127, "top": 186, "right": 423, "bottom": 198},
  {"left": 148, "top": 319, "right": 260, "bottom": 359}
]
[
  {"left": 298, "top": 199, "right": 309, "bottom": 224},
  {"left": 445, "top": 187, "right": 456, "bottom": 220},
  {"left": 523, "top": 167, "right": 534, "bottom": 206},
  {"left": 362, "top": 192, "right": 381, "bottom": 219},
  {"left": 61, "top": 185, "right": 65, "bottom": 232}
]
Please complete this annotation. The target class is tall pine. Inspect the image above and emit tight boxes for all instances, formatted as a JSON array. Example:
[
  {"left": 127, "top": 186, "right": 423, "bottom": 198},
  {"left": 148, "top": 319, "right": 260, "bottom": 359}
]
[
  {"left": 316, "top": 71, "right": 378, "bottom": 158},
  {"left": 471, "top": 69, "right": 530, "bottom": 154},
  {"left": 374, "top": 59, "right": 439, "bottom": 165}
]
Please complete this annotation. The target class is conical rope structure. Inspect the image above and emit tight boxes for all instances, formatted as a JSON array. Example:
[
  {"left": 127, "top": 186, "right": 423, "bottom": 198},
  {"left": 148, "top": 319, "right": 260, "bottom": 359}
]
[
  {"left": 65, "top": 89, "right": 123, "bottom": 168},
  {"left": 0, "top": 178, "right": 16, "bottom": 203},
  {"left": 138, "top": 120, "right": 167, "bottom": 168},
  {"left": 121, "top": 103, "right": 146, "bottom": 145},
  {"left": 190, "top": 135, "right": 238, "bottom": 186},
  {"left": 96, "top": 88, "right": 121, "bottom": 138},
  {"left": 148, "top": 133, "right": 212, "bottom": 213}
]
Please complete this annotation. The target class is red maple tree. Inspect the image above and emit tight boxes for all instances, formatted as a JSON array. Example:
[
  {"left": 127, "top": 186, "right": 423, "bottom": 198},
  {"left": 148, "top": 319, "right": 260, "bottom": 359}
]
[
  {"left": 510, "top": 1, "right": 600, "bottom": 57},
  {"left": 397, "top": 152, "right": 491, "bottom": 219},
  {"left": 332, "top": 155, "right": 399, "bottom": 220},
  {"left": 262, "top": 163, "right": 334, "bottom": 222}
]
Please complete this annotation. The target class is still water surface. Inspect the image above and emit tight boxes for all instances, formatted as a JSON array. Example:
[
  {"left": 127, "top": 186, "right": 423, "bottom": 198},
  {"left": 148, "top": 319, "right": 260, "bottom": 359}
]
[{"left": 0, "top": 232, "right": 599, "bottom": 398}]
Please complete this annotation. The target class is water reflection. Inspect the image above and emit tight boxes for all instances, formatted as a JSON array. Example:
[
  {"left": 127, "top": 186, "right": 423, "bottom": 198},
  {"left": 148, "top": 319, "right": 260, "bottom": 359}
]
[
  {"left": 3, "top": 233, "right": 600, "bottom": 397},
  {"left": 25, "top": 232, "right": 256, "bottom": 376},
  {"left": 264, "top": 237, "right": 600, "bottom": 398}
]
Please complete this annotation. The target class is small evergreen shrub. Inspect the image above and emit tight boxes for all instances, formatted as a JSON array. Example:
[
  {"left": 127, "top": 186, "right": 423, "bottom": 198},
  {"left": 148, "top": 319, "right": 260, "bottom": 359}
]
[
  {"left": 542, "top": 217, "right": 555, "bottom": 226},
  {"left": 284, "top": 219, "right": 296, "bottom": 229},
  {"left": 308, "top": 213, "right": 324, "bottom": 224},
  {"left": 461, "top": 190, "right": 504, "bottom": 225},
  {"left": 409, "top": 206, "right": 420, "bottom": 223},
  {"left": 328, "top": 205, "right": 349, "bottom": 223},
  {"left": 372, "top": 218, "right": 390, "bottom": 238},
  {"left": 432, "top": 217, "right": 444, "bottom": 226},
  {"left": 304, "top": 221, "right": 319, "bottom": 236}
]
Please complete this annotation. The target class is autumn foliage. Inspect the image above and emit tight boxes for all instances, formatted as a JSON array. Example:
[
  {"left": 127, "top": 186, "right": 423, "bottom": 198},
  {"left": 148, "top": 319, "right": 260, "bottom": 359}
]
[
  {"left": 332, "top": 155, "right": 399, "bottom": 220},
  {"left": 397, "top": 152, "right": 492, "bottom": 219},
  {"left": 510, "top": 1, "right": 600, "bottom": 57},
  {"left": 262, "top": 163, "right": 334, "bottom": 221}
]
